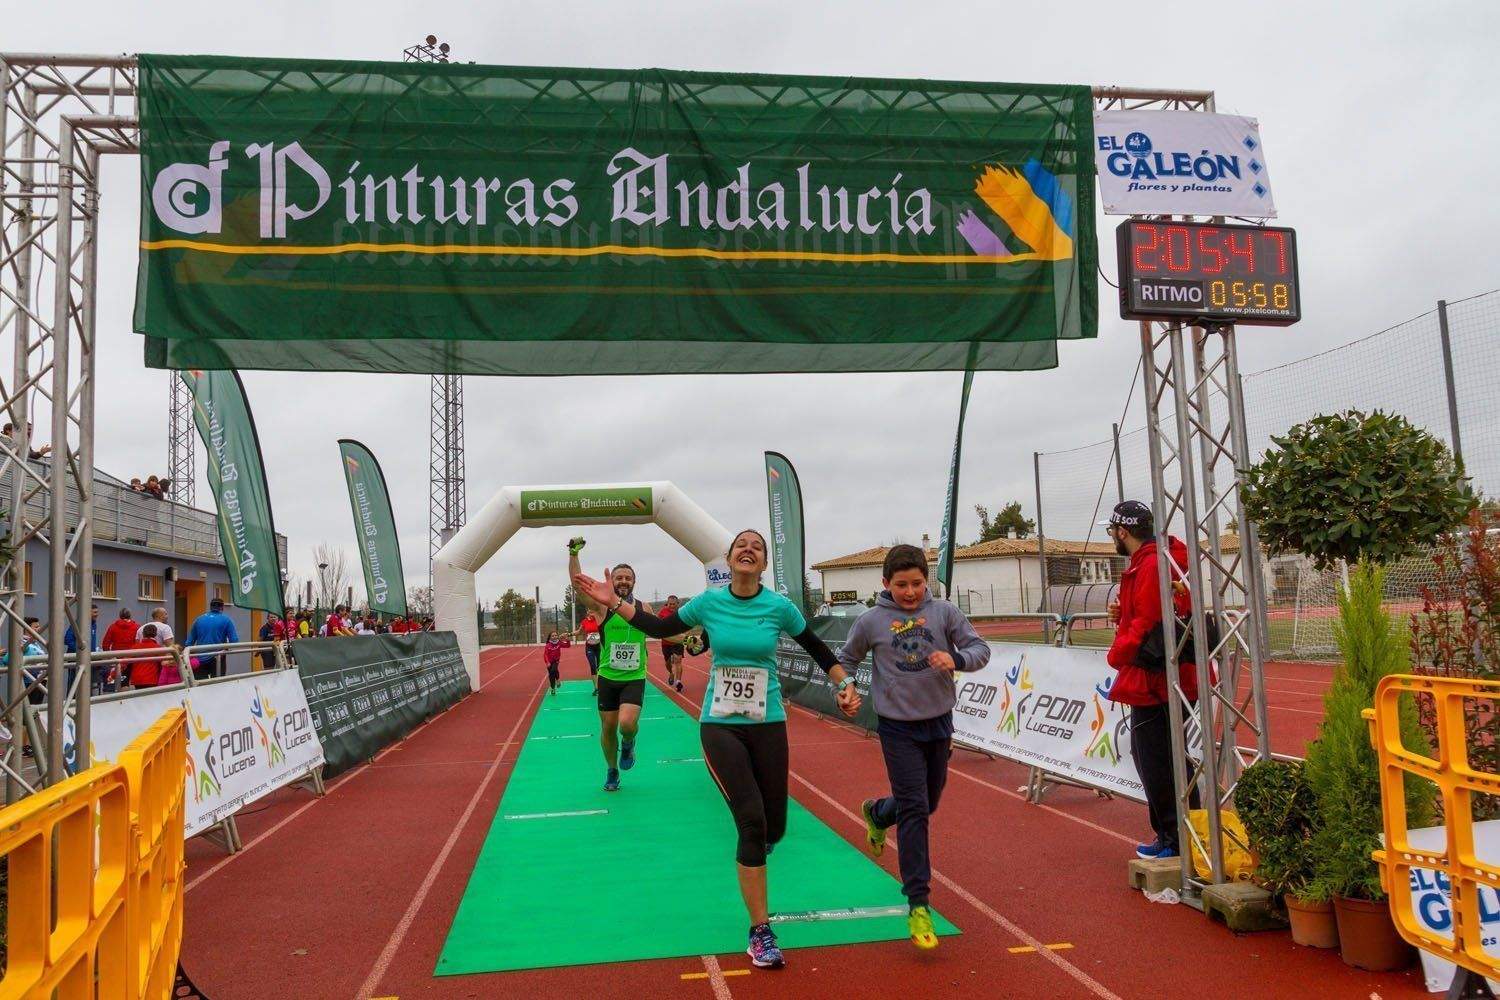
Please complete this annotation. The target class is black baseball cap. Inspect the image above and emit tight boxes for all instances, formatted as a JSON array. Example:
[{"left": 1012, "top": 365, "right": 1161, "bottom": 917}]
[{"left": 1099, "top": 500, "right": 1153, "bottom": 529}]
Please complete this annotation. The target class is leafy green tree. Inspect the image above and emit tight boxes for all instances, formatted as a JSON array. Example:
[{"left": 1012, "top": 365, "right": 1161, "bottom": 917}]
[
  {"left": 1240, "top": 410, "right": 1472, "bottom": 569},
  {"left": 1242, "top": 410, "right": 1468, "bottom": 900},
  {"left": 492, "top": 588, "right": 536, "bottom": 626},
  {"left": 972, "top": 500, "right": 1034, "bottom": 544}
]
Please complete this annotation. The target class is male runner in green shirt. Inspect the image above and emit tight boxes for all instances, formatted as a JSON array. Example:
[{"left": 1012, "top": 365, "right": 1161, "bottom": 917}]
[{"left": 569, "top": 537, "right": 652, "bottom": 791}]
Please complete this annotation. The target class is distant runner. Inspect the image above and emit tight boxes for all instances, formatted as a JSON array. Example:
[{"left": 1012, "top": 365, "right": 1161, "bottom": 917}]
[
  {"left": 569, "top": 537, "right": 652, "bottom": 792},
  {"left": 576, "top": 529, "right": 860, "bottom": 970},
  {"left": 578, "top": 609, "right": 602, "bottom": 695},
  {"left": 659, "top": 595, "right": 687, "bottom": 693}
]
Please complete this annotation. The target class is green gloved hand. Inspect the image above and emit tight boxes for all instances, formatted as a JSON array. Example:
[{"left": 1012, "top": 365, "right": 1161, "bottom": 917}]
[{"left": 567, "top": 537, "right": 587, "bottom": 555}]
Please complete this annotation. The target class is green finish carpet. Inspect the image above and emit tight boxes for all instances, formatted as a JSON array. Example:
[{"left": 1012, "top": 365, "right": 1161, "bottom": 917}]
[{"left": 436, "top": 680, "right": 958, "bottom": 975}]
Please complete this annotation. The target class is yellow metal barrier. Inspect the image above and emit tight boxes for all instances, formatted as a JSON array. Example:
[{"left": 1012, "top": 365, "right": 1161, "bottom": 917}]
[
  {"left": 0, "top": 709, "right": 187, "bottom": 1000},
  {"left": 1367, "top": 674, "right": 1500, "bottom": 984}
]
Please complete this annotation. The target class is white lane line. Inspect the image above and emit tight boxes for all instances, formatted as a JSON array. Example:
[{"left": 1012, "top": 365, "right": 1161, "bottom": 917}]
[
  {"left": 788, "top": 769, "right": 1122, "bottom": 1000},
  {"left": 698, "top": 954, "right": 734, "bottom": 1000},
  {"left": 356, "top": 674, "right": 547, "bottom": 1000},
  {"left": 503, "top": 809, "right": 608, "bottom": 820},
  {"left": 186, "top": 647, "right": 536, "bottom": 895},
  {"left": 534, "top": 734, "right": 592, "bottom": 740}
]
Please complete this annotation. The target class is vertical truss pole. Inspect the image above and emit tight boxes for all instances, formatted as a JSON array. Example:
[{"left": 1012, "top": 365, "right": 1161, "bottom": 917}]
[
  {"left": 44, "top": 118, "right": 74, "bottom": 783},
  {"left": 1, "top": 64, "right": 36, "bottom": 802},
  {"left": 73, "top": 140, "right": 98, "bottom": 771},
  {"left": 168, "top": 373, "right": 195, "bottom": 505}
]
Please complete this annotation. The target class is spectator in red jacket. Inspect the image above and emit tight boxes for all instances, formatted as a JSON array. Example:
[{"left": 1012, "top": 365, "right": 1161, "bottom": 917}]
[
  {"left": 101, "top": 608, "right": 138, "bottom": 652},
  {"left": 1102, "top": 500, "right": 1201, "bottom": 862}
]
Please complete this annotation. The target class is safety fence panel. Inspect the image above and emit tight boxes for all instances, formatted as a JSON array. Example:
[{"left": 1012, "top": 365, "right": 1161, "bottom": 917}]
[
  {"left": 1369, "top": 675, "right": 1500, "bottom": 988},
  {"left": 118, "top": 710, "right": 189, "bottom": 1000},
  {"left": 293, "top": 631, "right": 470, "bottom": 778},
  {"left": 0, "top": 708, "right": 186, "bottom": 1000}
]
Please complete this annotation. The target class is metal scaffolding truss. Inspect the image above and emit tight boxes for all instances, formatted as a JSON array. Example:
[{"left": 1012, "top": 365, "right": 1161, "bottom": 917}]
[
  {"left": 403, "top": 39, "right": 468, "bottom": 583},
  {"left": 0, "top": 53, "right": 138, "bottom": 801},
  {"left": 0, "top": 58, "right": 1273, "bottom": 913},
  {"left": 167, "top": 369, "right": 195, "bottom": 506},
  {"left": 1102, "top": 82, "right": 1275, "bottom": 899}
]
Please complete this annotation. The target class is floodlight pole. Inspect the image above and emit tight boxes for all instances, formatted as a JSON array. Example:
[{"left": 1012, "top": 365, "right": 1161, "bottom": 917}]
[{"left": 403, "top": 37, "right": 468, "bottom": 586}]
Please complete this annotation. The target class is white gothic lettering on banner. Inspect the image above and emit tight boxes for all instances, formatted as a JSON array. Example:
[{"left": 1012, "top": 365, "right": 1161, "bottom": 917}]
[{"left": 1094, "top": 110, "right": 1277, "bottom": 218}]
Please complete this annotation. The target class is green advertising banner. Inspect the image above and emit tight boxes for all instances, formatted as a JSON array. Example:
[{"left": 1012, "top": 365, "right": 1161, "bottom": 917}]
[
  {"left": 777, "top": 614, "right": 877, "bottom": 732},
  {"left": 764, "top": 452, "right": 806, "bottom": 612},
  {"left": 180, "top": 368, "right": 285, "bottom": 615},
  {"left": 338, "top": 439, "right": 408, "bottom": 617},
  {"left": 936, "top": 366, "right": 976, "bottom": 597},
  {"left": 519, "top": 486, "right": 653, "bottom": 522},
  {"left": 294, "top": 631, "right": 471, "bottom": 778},
  {"left": 134, "top": 55, "right": 1095, "bottom": 376}
]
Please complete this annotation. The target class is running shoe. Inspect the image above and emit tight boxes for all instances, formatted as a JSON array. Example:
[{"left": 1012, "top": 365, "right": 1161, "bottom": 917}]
[
  {"left": 619, "top": 737, "right": 636, "bottom": 770},
  {"left": 747, "top": 923, "right": 785, "bottom": 969},
  {"left": 1155, "top": 845, "right": 1180, "bottom": 860},
  {"left": 1135, "top": 839, "right": 1166, "bottom": 859},
  {"left": 674, "top": 680, "right": 684, "bottom": 693},
  {"left": 908, "top": 906, "right": 939, "bottom": 950},
  {"left": 861, "top": 799, "right": 887, "bottom": 858},
  {"left": 604, "top": 768, "right": 621, "bottom": 792}
]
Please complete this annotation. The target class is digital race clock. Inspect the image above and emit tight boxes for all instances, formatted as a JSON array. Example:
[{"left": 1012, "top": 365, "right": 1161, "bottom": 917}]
[{"left": 1116, "top": 220, "right": 1301, "bottom": 326}]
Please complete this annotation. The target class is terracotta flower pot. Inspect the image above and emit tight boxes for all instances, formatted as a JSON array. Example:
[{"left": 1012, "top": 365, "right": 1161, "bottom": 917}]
[
  {"left": 1332, "top": 895, "right": 1413, "bottom": 971},
  {"left": 1284, "top": 894, "right": 1338, "bottom": 949}
]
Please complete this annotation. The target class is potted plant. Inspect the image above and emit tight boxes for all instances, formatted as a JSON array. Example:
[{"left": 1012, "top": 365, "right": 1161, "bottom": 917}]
[
  {"left": 1236, "top": 759, "right": 1335, "bottom": 948},
  {"left": 1242, "top": 410, "right": 1471, "bottom": 971}
]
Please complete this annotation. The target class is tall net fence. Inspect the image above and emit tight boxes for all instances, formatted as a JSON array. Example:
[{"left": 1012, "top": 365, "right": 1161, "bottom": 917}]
[{"left": 1037, "top": 290, "right": 1500, "bottom": 659}]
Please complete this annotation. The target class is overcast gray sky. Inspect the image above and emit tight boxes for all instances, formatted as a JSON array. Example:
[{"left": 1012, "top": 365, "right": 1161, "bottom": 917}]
[{"left": 7, "top": 0, "right": 1498, "bottom": 609}]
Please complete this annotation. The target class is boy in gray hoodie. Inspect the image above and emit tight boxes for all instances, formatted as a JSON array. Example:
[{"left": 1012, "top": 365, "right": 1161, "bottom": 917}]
[{"left": 836, "top": 543, "right": 990, "bottom": 950}]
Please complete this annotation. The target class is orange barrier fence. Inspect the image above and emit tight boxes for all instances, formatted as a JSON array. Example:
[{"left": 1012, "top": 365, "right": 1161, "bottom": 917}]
[
  {"left": 0, "top": 709, "right": 187, "bottom": 1000},
  {"left": 1367, "top": 675, "right": 1500, "bottom": 985}
]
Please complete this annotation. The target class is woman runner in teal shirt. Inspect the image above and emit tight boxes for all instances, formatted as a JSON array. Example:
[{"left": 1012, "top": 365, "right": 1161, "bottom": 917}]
[{"left": 574, "top": 529, "right": 860, "bottom": 970}]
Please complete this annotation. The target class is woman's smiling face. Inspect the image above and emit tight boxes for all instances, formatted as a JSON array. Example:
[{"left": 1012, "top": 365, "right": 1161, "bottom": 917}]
[{"left": 729, "top": 530, "right": 768, "bottom": 575}]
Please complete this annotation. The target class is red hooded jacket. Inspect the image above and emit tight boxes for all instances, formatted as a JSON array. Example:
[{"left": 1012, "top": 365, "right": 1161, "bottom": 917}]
[{"left": 1106, "top": 536, "right": 1200, "bottom": 707}]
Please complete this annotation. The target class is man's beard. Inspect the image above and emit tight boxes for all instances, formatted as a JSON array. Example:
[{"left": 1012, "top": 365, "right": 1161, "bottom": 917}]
[
  {"left": 613, "top": 582, "right": 633, "bottom": 600},
  {"left": 1114, "top": 536, "right": 1129, "bottom": 557}
]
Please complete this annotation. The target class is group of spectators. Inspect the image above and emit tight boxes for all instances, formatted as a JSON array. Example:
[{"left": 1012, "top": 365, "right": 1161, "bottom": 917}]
[
  {"left": 126, "top": 475, "right": 173, "bottom": 500},
  {"left": 263, "top": 605, "right": 435, "bottom": 642}
]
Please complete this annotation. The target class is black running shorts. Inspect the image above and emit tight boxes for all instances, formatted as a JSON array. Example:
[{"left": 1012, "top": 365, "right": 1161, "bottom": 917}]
[{"left": 597, "top": 677, "right": 645, "bottom": 712}]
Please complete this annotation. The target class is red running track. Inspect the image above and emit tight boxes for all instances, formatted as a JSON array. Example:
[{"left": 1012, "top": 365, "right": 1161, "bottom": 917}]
[{"left": 179, "top": 646, "right": 1421, "bottom": 1000}]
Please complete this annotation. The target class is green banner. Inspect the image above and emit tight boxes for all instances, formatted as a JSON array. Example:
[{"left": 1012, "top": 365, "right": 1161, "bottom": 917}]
[
  {"left": 777, "top": 614, "right": 877, "bottom": 732},
  {"left": 134, "top": 55, "right": 1095, "bottom": 376},
  {"left": 764, "top": 452, "right": 806, "bottom": 612},
  {"left": 338, "top": 439, "right": 408, "bottom": 617},
  {"left": 936, "top": 365, "right": 976, "bottom": 597},
  {"left": 519, "top": 486, "right": 653, "bottom": 522},
  {"left": 180, "top": 368, "right": 284, "bottom": 615},
  {"left": 294, "top": 631, "right": 471, "bottom": 778}
]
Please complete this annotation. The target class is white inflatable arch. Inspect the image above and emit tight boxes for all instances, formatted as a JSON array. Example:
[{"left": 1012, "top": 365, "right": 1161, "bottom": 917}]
[{"left": 433, "top": 482, "right": 734, "bottom": 687}]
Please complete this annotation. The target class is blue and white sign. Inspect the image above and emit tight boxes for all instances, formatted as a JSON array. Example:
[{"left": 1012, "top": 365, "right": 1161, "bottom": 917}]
[
  {"left": 1094, "top": 111, "right": 1277, "bottom": 218},
  {"left": 1406, "top": 821, "right": 1500, "bottom": 993}
]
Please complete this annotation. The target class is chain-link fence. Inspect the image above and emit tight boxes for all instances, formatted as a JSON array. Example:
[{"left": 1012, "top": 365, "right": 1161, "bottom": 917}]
[{"left": 1036, "top": 290, "right": 1500, "bottom": 660}]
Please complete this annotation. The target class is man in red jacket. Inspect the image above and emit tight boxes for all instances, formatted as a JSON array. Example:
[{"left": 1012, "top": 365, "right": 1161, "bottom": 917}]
[
  {"left": 101, "top": 608, "right": 139, "bottom": 653},
  {"left": 1103, "top": 500, "right": 1201, "bottom": 862}
]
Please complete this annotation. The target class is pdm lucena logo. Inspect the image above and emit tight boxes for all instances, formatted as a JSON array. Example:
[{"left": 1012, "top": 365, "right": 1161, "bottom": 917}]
[
  {"left": 250, "top": 687, "right": 285, "bottom": 767},
  {"left": 1083, "top": 674, "right": 1127, "bottom": 766},
  {"left": 185, "top": 699, "right": 220, "bottom": 803}
]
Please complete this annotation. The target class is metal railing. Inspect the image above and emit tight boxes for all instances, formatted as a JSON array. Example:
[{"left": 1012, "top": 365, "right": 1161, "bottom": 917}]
[
  {"left": 3, "top": 639, "right": 290, "bottom": 794},
  {"left": 0, "top": 460, "right": 288, "bottom": 565}
]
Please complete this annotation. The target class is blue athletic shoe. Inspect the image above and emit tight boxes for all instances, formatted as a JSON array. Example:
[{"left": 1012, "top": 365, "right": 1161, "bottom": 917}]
[
  {"left": 1136, "top": 839, "right": 1166, "bottom": 859},
  {"left": 619, "top": 737, "right": 636, "bottom": 771},
  {"left": 1155, "top": 844, "right": 1180, "bottom": 860},
  {"left": 747, "top": 923, "right": 785, "bottom": 969},
  {"left": 604, "top": 768, "right": 621, "bottom": 792}
]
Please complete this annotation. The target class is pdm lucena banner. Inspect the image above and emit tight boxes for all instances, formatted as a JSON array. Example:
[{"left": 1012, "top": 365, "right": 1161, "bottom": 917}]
[{"left": 134, "top": 56, "right": 1096, "bottom": 375}]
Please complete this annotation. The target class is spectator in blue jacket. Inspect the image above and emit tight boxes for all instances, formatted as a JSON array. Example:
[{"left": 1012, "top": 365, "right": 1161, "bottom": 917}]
[
  {"left": 64, "top": 606, "right": 100, "bottom": 654},
  {"left": 186, "top": 597, "right": 239, "bottom": 678}
]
